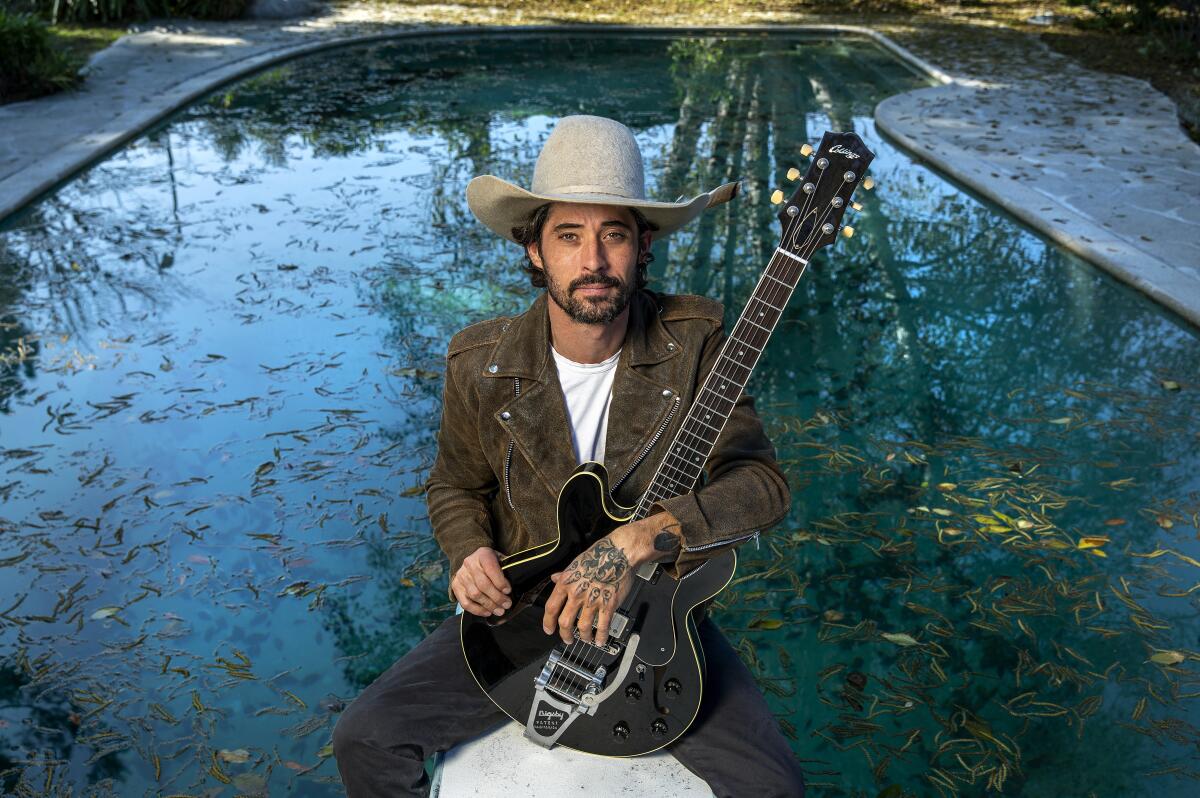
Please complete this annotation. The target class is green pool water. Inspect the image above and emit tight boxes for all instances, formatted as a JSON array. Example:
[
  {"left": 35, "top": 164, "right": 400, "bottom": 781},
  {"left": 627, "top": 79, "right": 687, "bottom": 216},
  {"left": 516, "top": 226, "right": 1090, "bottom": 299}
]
[{"left": 1, "top": 30, "right": 1198, "bottom": 798}]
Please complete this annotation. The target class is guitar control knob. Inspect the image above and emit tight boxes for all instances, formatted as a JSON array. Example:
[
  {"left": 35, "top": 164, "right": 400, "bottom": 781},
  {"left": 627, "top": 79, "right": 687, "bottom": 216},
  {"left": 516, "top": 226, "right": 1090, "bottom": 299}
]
[
  {"left": 664, "top": 678, "right": 682, "bottom": 698},
  {"left": 613, "top": 721, "right": 630, "bottom": 740},
  {"left": 624, "top": 683, "right": 642, "bottom": 702},
  {"left": 651, "top": 718, "right": 669, "bottom": 738}
]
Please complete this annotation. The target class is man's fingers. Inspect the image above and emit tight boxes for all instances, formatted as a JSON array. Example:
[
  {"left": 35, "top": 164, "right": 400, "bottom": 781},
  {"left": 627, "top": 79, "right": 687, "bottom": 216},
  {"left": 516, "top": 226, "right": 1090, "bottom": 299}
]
[
  {"left": 594, "top": 606, "right": 613, "bottom": 647},
  {"left": 479, "top": 555, "right": 512, "bottom": 595},
  {"left": 543, "top": 584, "right": 566, "bottom": 634},
  {"left": 576, "top": 604, "right": 597, "bottom": 644},
  {"left": 458, "top": 596, "right": 493, "bottom": 617},
  {"left": 558, "top": 604, "right": 580, "bottom": 645},
  {"left": 467, "top": 567, "right": 510, "bottom": 614}
]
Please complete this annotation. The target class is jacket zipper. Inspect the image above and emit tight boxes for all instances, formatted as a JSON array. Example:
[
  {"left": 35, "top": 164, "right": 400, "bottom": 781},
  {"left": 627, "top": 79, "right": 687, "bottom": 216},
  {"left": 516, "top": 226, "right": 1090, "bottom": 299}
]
[
  {"left": 682, "top": 529, "right": 760, "bottom": 553},
  {"left": 503, "top": 377, "right": 520, "bottom": 510},
  {"left": 611, "top": 394, "right": 681, "bottom": 494}
]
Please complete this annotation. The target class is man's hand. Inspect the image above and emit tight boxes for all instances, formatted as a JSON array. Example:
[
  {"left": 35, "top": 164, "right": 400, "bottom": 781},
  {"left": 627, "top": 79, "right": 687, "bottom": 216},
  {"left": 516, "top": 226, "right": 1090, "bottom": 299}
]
[
  {"left": 542, "top": 512, "right": 680, "bottom": 647},
  {"left": 452, "top": 546, "right": 512, "bottom": 617}
]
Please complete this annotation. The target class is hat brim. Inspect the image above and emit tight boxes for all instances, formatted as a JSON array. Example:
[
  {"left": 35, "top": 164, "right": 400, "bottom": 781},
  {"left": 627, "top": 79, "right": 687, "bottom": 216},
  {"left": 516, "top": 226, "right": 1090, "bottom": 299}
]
[{"left": 466, "top": 175, "right": 740, "bottom": 244}]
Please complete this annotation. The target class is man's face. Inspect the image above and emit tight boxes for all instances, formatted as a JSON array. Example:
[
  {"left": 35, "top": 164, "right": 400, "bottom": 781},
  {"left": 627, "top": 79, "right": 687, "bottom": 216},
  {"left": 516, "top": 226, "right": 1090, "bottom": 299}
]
[{"left": 526, "top": 203, "right": 649, "bottom": 326}]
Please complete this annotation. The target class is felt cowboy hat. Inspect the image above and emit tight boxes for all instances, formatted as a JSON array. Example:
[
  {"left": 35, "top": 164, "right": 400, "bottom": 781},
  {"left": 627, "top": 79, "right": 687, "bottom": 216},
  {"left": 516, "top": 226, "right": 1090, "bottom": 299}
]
[{"left": 466, "top": 114, "right": 739, "bottom": 243}]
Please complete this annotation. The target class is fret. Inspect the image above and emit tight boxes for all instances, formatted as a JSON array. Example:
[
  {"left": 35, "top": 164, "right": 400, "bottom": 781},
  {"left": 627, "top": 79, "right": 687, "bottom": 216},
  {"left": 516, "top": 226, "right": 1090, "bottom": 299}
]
[
  {"left": 764, "top": 272, "right": 791, "bottom": 290},
  {"left": 749, "top": 294, "right": 785, "bottom": 313},
  {"left": 695, "top": 391, "right": 734, "bottom": 417},
  {"left": 726, "top": 336, "right": 762, "bottom": 355},
  {"left": 670, "top": 437, "right": 710, "bottom": 463},
  {"left": 689, "top": 414, "right": 723, "bottom": 435},
  {"left": 680, "top": 421, "right": 718, "bottom": 446},
  {"left": 738, "top": 317, "right": 771, "bottom": 336}
]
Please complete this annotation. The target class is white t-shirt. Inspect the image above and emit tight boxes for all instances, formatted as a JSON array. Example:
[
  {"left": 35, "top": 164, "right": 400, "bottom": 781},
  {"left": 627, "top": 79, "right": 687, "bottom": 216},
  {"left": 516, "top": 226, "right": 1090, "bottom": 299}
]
[{"left": 551, "top": 345, "right": 621, "bottom": 464}]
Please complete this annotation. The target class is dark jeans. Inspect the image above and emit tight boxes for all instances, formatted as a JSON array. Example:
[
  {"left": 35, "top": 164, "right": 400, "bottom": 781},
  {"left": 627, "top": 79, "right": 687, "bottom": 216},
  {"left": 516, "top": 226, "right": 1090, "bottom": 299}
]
[{"left": 332, "top": 612, "right": 806, "bottom": 798}]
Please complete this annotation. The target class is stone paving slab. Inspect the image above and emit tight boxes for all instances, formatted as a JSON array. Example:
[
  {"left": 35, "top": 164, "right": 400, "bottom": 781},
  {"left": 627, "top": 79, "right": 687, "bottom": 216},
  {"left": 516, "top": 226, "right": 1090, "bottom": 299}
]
[
  {"left": 1, "top": 3, "right": 1197, "bottom": 326},
  {"left": 875, "top": 34, "right": 1200, "bottom": 327}
]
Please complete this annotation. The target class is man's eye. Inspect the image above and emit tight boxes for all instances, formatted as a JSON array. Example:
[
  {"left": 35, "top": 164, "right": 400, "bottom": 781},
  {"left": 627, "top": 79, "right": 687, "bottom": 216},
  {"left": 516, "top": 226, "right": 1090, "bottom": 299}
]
[
  {"left": 559, "top": 232, "right": 578, "bottom": 241},
  {"left": 605, "top": 231, "right": 627, "bottom": 240}
]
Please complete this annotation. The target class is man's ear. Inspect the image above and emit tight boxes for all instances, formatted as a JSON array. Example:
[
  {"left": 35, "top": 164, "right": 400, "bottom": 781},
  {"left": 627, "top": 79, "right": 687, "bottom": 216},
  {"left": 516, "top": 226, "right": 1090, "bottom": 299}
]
[
  {"left": 526, "top": 241, "right": 544, "bottom": 269},
  {"left": 639, "top": 231, "right": 653, "bottom": 263}
]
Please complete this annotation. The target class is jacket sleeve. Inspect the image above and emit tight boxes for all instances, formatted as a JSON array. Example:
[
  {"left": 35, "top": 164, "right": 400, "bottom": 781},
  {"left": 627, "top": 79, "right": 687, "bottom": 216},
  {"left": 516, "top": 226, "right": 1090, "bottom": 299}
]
[
  {"left": 649, "top": 320, "right": 791, "bottom": 579},
  {"left": 425, "top": 354, "right": 499, "bottom": 603}
]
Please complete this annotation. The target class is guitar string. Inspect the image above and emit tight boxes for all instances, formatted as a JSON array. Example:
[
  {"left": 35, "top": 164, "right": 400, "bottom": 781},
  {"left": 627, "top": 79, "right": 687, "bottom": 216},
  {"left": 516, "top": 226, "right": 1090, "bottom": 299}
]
[
  {"left": 564, "top": 177, "right": 848, "bottom": 682},
  {"left": 558, "top": 165, "right": 856, "bottom": 686}
]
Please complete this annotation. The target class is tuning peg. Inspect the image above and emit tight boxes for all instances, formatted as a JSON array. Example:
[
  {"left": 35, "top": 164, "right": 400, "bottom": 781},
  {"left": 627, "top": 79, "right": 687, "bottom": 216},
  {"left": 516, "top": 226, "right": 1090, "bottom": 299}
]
[
  {"left": 770, "top": 189, "right": 784, "bottom": 205},
  {"left": 786, "top": 167, "right": 801, "bottom": 181},
  {"left": 841, "top": 226, "right": 855, "bottom": 238},
  {"left": 800, "top": 143, "right": 814, "bottom": 157},
  {"left": 862, "top": 176, "right": 876, "bottom": 190},
  {"left": 851, "top": 201, "right": 863, "bottom": 212}
]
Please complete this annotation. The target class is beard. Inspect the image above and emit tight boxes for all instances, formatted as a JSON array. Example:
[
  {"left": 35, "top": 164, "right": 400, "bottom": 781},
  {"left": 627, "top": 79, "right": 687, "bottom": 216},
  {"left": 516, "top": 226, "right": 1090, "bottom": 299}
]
[{"left": 542, "top": 262, "right": 634, "bottom": 325}]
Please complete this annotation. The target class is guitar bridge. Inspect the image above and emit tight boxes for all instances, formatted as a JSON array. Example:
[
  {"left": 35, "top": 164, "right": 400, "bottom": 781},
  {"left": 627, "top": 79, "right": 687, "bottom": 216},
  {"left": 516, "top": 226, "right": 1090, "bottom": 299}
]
[{"left": 523, "top": 631, "right": 642, "bottom": 749}]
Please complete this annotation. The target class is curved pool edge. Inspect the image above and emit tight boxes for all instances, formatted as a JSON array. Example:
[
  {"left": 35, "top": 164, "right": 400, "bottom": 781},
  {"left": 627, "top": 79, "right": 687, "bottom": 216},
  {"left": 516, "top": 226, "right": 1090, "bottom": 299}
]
[{"left": 0, "top": 23, "right": 942, "bottom": 229}]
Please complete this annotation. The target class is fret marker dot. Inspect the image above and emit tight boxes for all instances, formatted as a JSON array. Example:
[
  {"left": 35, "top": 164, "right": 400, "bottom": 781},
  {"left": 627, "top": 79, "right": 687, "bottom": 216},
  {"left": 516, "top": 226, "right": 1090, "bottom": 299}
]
[{"left": 738, "top": 350, "right": 744, "bottom": 357}]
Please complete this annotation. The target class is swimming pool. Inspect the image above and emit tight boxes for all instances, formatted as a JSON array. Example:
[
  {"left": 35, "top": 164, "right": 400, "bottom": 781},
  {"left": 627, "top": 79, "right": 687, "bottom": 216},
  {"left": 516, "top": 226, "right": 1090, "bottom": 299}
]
[{"left": 1, "top": 30, "right": 1197, "bottom": 797}]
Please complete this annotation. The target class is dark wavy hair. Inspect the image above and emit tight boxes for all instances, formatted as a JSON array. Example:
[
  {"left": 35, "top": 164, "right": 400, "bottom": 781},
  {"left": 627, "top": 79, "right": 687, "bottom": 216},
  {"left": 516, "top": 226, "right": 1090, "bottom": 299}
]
[{"left": 511, "top": 203, "right": 658, "bottom": 289}]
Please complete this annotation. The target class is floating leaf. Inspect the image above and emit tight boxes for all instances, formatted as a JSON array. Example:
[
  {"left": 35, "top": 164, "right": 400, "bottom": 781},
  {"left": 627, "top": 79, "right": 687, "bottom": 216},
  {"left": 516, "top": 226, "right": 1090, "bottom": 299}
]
[
  {"left": 1049, "top": 417, "right": 1072, "bottom": 425},
  {"left": 750, "top": 618, "right": 785, "bottom": 630},
  {"left": 218, "top": 748, "right": 251, "bottom": 764},
  {"left": 1104, "top": 518, "right": 1126, "bottom": 526},
  {"left": 822, "top": 609, "right": 845, "bottom": 623},
  {"left": 400, "top": 484, "right": 425, "bottom": 498},
  {"left": 881, "top": 632, "right": 919, "bottom": 647},
  {"left": 1077, "top": 536, "right": 1109, "bottom": 550},
  {"left": 936, "top": 483, "right": 957, "bottom": 491},
  {"left": 1156, "top": 515, "right": 1174, "bottom": 529},
  {"left": 1160, "top": 379, "right": 1181, "bottom": 391},
  {"left": 91, "top": 607, "right": 121, "bottom": 620},
  {"left": 1149, "top": 650, "right": 1186, "bottom": 666},
  {"left": 932, "top": 508, "right": 953, "bottom": 517}
]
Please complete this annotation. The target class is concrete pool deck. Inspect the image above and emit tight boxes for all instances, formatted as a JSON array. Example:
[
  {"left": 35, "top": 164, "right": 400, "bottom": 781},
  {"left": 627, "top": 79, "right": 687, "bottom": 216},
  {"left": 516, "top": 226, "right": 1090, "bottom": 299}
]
[{"left": 1, "top": 3, "right": 1197, "bottom": 326}]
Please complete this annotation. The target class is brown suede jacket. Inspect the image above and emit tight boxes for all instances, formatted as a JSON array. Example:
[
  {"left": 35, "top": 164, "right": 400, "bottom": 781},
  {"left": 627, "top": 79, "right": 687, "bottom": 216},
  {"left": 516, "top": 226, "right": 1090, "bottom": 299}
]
[{"left": 425, "top": 288, "right": 792, "bottom": 603}]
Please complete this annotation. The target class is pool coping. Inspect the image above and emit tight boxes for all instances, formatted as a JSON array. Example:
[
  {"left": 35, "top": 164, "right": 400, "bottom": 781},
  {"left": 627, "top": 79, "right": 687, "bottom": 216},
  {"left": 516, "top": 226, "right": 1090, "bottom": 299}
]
[{"left": 1, "top": 20, "right": 1196, "bottom": 328}]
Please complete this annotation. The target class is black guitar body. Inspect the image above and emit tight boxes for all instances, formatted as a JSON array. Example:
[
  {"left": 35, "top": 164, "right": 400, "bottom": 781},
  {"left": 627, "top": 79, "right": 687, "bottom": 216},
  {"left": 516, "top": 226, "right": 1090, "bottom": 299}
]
[{"left": 460, "top": 462, "right": 736, "bottom": 756}]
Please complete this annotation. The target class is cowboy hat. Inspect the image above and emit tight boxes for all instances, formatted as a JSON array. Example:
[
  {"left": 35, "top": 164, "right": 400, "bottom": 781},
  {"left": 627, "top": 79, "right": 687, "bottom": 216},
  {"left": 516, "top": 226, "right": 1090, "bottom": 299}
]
[{"left": 466, "top": 114, "right": 739, "bottom": 244}]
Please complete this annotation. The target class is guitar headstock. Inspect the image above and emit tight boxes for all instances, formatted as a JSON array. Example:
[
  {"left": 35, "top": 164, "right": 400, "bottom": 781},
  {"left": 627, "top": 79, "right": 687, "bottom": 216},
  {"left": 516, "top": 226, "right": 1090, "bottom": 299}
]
[{"left": 770, "top": 131, "right": 876, "bottom": 260}]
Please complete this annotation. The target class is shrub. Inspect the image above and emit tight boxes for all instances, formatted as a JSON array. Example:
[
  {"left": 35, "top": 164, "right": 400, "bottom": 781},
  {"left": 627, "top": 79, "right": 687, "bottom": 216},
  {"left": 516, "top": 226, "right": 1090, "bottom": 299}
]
[
  {"left": 0, "top": 8, "right": 83, "bottom": 103},
  {"left": 0, "top": 0, "right": 249, "bottom": 25}
]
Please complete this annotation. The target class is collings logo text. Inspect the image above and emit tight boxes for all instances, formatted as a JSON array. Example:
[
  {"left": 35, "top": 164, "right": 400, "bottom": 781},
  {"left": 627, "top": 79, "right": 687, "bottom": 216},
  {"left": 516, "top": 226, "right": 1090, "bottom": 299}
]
[{"left": 829, "top": 145, "right": 859, "bottom": 160}]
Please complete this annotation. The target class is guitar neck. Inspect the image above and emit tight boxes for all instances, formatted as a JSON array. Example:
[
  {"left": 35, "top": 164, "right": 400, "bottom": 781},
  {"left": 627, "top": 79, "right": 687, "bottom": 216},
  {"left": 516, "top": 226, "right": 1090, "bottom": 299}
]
[{"left": 632, "top": 247, "right": 809, "bottom": 520}]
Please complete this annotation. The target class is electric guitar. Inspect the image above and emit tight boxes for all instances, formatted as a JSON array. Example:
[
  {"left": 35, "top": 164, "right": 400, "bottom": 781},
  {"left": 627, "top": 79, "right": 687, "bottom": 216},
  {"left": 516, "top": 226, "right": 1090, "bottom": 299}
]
[{"left": 461, "top": 131, "right": 876, "bottom": 756}]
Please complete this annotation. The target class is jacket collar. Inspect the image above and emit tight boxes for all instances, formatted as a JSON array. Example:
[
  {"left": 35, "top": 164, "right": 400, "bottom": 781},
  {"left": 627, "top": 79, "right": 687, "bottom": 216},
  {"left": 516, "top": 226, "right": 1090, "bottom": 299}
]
[{"left": 479, "top": 289, "right": 683, "bottom": 381}]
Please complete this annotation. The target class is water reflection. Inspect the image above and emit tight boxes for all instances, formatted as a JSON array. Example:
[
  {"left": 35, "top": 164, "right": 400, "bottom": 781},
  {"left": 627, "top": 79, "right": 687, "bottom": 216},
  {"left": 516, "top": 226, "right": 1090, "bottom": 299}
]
[{"left": 0, "top": 31, "right": 1197, "bottom": 797}]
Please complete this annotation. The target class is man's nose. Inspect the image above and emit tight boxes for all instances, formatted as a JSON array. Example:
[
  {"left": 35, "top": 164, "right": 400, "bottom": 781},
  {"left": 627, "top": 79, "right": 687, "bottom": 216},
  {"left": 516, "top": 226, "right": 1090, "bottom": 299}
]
[{"left": 579, "top": 234, "right": 609, "bottom": 271}]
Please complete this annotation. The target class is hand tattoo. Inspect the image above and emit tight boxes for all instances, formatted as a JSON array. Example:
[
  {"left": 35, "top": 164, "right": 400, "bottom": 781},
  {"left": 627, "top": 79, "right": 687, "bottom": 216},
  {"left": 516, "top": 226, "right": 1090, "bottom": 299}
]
[{"left": 563, "top": 539, "right": 629, "bottom": 605}]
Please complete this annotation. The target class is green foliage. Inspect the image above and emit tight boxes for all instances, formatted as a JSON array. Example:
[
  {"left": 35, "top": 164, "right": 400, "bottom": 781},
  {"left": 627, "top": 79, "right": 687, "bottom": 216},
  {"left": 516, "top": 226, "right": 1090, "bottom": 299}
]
[
  {"left": 0, "top": 0, "right": 249, "bottom": 25},
  {"left": 0, "top": 8, "right": 82, "bottom": 103},
  {"left": 1067, "top": 0, "right": 1200, "bottom": 53}
]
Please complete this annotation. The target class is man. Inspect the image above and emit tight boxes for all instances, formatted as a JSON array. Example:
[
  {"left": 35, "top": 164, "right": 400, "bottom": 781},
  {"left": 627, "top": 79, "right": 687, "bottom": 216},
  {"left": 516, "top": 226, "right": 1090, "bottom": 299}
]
[{"left": 332, "top": 115, "right": 806, "bottom": 797}]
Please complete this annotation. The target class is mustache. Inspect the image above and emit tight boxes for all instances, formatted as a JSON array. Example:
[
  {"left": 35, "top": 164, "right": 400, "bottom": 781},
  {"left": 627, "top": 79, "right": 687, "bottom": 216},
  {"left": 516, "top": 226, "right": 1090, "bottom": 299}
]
[{"left": 570, "top": 275, "right": 621, "bottom": 291}]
